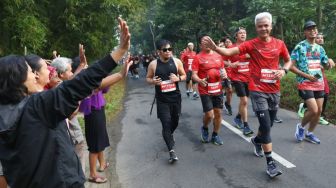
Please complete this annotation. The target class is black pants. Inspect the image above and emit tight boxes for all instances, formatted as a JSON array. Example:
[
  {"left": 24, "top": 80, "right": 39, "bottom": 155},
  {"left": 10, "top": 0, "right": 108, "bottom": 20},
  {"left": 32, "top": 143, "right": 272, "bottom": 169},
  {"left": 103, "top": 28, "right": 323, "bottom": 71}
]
[{"left": 157, "top": 100, "right": 181, "bottom": 151}]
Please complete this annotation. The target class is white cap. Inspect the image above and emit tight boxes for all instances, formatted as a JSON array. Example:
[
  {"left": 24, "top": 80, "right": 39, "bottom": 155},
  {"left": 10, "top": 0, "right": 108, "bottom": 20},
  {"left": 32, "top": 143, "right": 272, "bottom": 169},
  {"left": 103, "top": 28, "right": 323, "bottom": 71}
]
[{"left": 187, "top": 42, "right": 194, "bottom": 46}]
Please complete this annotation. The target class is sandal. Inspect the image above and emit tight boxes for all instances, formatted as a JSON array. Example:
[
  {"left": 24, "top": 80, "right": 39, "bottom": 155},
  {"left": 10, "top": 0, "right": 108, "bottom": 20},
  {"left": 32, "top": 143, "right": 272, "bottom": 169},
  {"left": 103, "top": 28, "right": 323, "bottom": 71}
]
[
  {"left": 98, "top": 162, "right": 110, "bottom": 172},
  {"left": 88, "top": 176, "right": 107, "bottom": 183}
]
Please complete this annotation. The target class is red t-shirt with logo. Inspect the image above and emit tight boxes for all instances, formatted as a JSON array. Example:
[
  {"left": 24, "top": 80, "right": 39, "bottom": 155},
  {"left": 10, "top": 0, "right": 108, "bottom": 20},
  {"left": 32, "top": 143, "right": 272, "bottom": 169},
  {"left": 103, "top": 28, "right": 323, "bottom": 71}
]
[
  {"left": 227, "top": 43, "right": 251, "bottom": 82},
  {"left": 192, "top": 51, "right": 225, "bottom": 95},
  {"left": 180, "top": 50, "right": 197, "bottom": 72},
  {"left": 238, "top": 37, "right": 290, "bottom": 93}
]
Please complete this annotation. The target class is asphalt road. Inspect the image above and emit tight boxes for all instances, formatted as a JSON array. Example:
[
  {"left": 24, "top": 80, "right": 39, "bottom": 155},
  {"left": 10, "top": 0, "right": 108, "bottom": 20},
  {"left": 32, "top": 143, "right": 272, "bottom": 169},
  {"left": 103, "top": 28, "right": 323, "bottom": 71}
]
[{"left": 88, "top": 72, "right": 336, "bottom": 188}]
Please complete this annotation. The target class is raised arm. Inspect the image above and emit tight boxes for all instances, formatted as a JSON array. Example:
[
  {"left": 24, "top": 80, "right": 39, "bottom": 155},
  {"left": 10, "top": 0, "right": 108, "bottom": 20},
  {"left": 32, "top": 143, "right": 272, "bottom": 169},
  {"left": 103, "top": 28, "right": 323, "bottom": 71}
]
[
  {"left": 201, "top": 36, "right": 240, "bottom": 56},
  {"left": 38, "top": 17, "right": 131, "bottom": 122}
]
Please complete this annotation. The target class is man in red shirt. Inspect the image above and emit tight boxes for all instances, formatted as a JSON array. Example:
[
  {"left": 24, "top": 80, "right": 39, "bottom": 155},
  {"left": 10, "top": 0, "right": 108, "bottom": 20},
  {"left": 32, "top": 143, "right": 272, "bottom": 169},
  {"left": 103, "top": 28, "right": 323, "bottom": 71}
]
[
  {"left": 180, "top": 42, "right": 199, "bottom": 99},
  {"left": 192, "top": 34, "right": 227, "bottom": 146},
  {"left": 226, "top": 27, "right": 254, "bottom": 136},
  {"left": 202, "top": 12, "right": 292, "bottom": 178}
]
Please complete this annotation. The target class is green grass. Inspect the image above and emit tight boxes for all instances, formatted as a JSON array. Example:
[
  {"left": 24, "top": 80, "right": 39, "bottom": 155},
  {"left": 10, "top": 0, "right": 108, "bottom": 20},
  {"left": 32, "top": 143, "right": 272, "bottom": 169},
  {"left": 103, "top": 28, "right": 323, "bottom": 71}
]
[{"left": 281, "top": 72, "right": 336, "bottom": 125}]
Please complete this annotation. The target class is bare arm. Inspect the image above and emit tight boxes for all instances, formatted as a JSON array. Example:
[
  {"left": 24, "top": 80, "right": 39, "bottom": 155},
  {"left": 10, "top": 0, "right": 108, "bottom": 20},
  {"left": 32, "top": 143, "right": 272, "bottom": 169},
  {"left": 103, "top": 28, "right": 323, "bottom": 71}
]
[
  {"left": 146, "top": 60, "right": 162, "bottom": 85},
  {"left": 201, "top": 36, "right": 240, "bottom": 56},
  {"left": 192, "top": 70, "right": 207, "bottom": 87},
  {"left": 290, "top": 60, "right": 317, "bottom": 82}
]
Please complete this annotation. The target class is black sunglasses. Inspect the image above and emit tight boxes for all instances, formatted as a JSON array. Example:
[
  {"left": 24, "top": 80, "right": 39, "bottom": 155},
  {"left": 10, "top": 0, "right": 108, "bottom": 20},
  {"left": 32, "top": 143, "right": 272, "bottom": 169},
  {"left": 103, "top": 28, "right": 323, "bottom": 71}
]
[{"left": 161, "top": 47, "right": 173, "bottom": 52}]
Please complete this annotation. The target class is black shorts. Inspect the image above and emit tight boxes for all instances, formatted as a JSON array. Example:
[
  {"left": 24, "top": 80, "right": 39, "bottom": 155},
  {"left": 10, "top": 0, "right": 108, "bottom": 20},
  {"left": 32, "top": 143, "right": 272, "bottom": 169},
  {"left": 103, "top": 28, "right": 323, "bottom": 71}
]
[
  {"left": 186, "top": 71, "right": 192, "bottom": 83},
  {"left": 298, "top": 90, "right": 325, "bottom": 100},
  {"left": 232, "top": 81, "right": 249, "bottom": 97},
  {"left": 200, "top": 94, "right": 224, "bottom": 112},
  {"left": 222, "top": 79, "right": 232, "bottom": 89}
]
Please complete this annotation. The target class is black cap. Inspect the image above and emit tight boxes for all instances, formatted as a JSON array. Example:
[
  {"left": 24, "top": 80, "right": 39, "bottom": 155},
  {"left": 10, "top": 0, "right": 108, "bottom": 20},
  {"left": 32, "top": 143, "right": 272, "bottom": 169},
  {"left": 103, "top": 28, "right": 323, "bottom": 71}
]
[{"left": 304, "top": 21, "right": 317, "bottom": 30}]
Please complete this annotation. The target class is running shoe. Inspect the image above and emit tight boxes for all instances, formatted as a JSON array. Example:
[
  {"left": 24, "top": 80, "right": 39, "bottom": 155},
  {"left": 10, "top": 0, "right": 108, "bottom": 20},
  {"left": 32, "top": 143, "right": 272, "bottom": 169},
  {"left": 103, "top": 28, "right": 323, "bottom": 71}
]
[
  {"left": 273, "top": 117, "right": 283, "bottom": 123},
  {"left": 201, "top": 128, "right": 209, "bottom": 143},
  {"left": 319, "top": 117, "right": 329, "bottom": 125},
  {"left": 251, "top": 137, "right": 264, "bottom": 157},
  {"left": 224, "top": 102, "right": 232, "bottom": 116},
  {"left": 193, "top": 92, "right": 199, "bottom": 100},
  {"left": 186, "top": 91, "right": 190, "bottom": 97},
  {"left": 211, "top": 135, "right": 224, "bottom": 145},
  {"left": 243, "top": 126, "right": 254, "bottom": 136},
  {"left": 168, "top": 150, "right": 178, "bottom": 163},
  {"left": 295, "top": 123, "right": 305, "bottom": 142},
  {"left": 266, "top": 161, "right": 283, "bottom": 178},
  {"left": 305, "top": 133, "right": 321, "bottom": 144},
  {"left": 233, "top": 117, "right": 243, "bottom": 129},
  {"left": 297, "top": 103, "right": 305, "bottom": 118}
]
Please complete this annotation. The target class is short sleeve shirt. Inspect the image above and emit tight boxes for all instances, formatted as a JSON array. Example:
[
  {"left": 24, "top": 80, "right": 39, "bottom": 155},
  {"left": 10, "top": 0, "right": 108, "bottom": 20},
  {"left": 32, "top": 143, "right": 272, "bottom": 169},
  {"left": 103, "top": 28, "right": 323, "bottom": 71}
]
[
  {"left": 291, "top": 40, "right": 328, "bottom": 91},
  {"left": 192, "top": 51, "right": 225, "bottom": 95},
  {"left": 181, "top": 51, "right": 197, "bottom": 71},
  {"left": 238, "top": 37, "right": 290, "bottom": 93},
  {"left": 227, "top": 43, "right": 251, "bottom": 83}
]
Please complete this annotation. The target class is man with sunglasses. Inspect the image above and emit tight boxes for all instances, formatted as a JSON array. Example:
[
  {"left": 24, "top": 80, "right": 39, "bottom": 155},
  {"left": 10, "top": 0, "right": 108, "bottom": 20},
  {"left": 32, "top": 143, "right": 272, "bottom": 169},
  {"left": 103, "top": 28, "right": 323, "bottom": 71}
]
[
  {"left": 291, "top": 21, "right": 334, "bottom": 144},
  {"left": 192, "top": 34, "right": 227, "bottom": 146},
  {"left": 146, "top": 39, "right": 186, "bottom": 164},
  {"left": 201, "top": 12, "right": 292, "bottom": 178}
]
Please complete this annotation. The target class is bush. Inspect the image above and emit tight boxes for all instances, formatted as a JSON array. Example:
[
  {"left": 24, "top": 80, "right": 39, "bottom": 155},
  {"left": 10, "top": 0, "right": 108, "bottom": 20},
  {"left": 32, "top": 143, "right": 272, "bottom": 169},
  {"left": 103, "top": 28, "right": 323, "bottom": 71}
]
[{"left": 280, "top": 72, "right": 335, "bottom": 124}]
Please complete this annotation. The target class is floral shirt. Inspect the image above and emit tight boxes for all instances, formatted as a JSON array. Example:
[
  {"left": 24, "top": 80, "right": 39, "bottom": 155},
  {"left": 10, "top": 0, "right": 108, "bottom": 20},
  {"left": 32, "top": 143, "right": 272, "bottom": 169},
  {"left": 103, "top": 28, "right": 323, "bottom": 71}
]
[{"left": 291, "top": 40, "right": 328, "bottom": 91}]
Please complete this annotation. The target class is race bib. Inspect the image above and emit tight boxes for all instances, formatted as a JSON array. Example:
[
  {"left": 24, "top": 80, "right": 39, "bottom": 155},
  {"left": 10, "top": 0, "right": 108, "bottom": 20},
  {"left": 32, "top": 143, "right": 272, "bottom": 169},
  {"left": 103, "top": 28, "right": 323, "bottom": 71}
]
[
  {"left": 188, "top": 58, "right": 193, "bottom": 70},
  {"left": 260, "top": 69, "right": 276, "bottom": 83},
  {"left": 308, "top": 59, "right": 321, "bottom": 71},
  {"left": 207, "top": 82, "right": 221, "bottom": 94},
  {"left": 160, "top": 80, "right": 176, "bottom": 93},
  {"left": 238, "top": 62, "right": 249, "bottom": 72}
]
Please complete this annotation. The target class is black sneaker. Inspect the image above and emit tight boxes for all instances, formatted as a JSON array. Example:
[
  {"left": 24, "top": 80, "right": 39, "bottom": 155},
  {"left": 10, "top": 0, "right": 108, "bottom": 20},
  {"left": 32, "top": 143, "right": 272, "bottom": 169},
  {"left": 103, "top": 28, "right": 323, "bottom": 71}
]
[
  {"left": 274, "top": 117, "right": 283, "bottom": 123},
  {"left": 251, "top": 137, "right": 264, "bottom": 157},
  {"left": 266, "top": 161, "right": 282, "bottom": 178},
  {"left": 224, "top": 102, "right": 232, "bottom": 116},
  {"left": 169, "top": 150, "right": 178, "bottom": 164}
]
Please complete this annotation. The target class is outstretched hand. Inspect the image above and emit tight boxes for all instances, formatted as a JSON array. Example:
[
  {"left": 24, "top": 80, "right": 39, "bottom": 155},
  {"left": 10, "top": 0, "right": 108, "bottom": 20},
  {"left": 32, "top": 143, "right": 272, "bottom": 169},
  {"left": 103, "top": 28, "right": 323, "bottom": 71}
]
[
  {"left": 118, "top": 17, "right": 131, "bottom": 52},
  {"left": 201, "top": 36, "right": 217, "bottom": 51},
  {"left": 79, "top": 44, "right": 88, "bottom": 68}
]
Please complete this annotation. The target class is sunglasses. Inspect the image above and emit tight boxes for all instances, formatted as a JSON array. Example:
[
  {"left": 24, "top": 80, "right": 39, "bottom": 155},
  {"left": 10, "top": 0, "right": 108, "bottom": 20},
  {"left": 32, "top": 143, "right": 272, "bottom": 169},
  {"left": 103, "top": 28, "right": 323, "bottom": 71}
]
[{"left": 161, "top": 47, "right": 173, "bottom": 52}]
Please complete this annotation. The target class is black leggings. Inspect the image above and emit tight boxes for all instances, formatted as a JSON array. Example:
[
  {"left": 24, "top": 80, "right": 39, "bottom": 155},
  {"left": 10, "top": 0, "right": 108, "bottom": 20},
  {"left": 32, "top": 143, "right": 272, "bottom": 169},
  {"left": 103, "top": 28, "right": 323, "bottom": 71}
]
[
  {"left": 254, "top": 110, "right": 277, "bottom": 144},
  {"left": 157, "top": 100, "right": 181, "bottom": 151}
]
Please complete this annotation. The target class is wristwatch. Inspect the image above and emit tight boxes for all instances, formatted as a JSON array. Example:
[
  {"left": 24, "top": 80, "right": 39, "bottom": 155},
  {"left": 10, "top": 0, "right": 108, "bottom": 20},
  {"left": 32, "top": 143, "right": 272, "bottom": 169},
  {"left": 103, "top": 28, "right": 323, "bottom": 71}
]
[{"left": 281, "top": 67, "right": 288, "bottom": 74}]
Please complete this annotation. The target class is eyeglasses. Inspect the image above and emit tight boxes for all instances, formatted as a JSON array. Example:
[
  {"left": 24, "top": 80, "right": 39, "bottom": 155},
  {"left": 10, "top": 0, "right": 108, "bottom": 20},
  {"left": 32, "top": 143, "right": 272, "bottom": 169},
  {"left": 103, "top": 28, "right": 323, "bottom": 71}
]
[{"left": 161, "top": 47, "right": 173, "bottom": 52}]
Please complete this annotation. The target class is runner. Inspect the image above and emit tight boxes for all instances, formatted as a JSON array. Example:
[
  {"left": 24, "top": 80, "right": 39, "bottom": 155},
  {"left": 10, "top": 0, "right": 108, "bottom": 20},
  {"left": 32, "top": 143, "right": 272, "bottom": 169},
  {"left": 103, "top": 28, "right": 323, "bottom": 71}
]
[
  {"left": 221, "top": 37, "right": 234, "bottom": 115},
  {"left": 227, "top": 27, "right": 254, "bottom": 136},
  {"left": 180, "top": 42, "right": 199, "bottom": 99},
  {"left": 192, "top": 34, "right": 227, "bottom": 146},
  {"left": 291, "top": 21, "right": 334, "bottom": 144},
  {"left": 202, "top": 12, "right": 292, "bottom": 178},
  {"left": 146, "top": 39, "right": 186, "bottom": 163},
  {"left": 297, "top": 32, "right": 334, "bottom": 125}
]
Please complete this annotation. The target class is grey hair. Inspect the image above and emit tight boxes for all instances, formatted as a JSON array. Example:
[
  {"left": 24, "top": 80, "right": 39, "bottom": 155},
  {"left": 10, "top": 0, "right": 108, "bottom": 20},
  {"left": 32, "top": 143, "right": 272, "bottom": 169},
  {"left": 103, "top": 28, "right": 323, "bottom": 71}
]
[
  {"left": 51, "top": 57, "right": 72, "bottom": 74},
  {"left": 255, "top": 12, "right": 272, "bottom": 25}
]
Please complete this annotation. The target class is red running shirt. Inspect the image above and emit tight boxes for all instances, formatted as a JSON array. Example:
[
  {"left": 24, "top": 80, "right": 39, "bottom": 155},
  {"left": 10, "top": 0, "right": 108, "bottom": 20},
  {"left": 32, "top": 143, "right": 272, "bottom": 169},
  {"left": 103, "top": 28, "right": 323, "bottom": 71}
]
[
  {"left": 238, "top": 37, "right": 290, "bottom": 93},
  {"left": 192, "top": 51, "right": 225, "bottom": 95},
  {"left": 227, "top": 43, "right": 250, "bottom": 82},
  {"left": 180, "top": 51, "right": 197, "bottom": 71}
]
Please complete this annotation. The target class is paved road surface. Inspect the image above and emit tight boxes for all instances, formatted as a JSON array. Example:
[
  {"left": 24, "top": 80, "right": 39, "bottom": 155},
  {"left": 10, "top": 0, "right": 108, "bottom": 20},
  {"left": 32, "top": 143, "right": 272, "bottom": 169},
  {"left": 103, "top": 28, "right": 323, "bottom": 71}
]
[{"left": 87, "top": 75, "right": 336, "bottom": 188}]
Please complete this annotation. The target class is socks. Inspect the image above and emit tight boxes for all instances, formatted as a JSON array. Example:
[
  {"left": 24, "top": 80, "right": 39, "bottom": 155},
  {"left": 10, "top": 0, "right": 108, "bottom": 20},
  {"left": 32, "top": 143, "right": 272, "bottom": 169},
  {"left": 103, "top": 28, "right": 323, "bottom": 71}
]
[
  {"left": 243, "top": 122, "right": 248, "bottom": 128},
  {"left": 264, "top": 151, "right": 273, "bottom": 164},
  {"left": 236, "top": 113, "right": 241, "bottom": 119},
  {"left": 212, "top": 132, "right": 218, "bottom": 137},
  {"left": 202, "top": 126, "right": 208, "bottom": 131}
]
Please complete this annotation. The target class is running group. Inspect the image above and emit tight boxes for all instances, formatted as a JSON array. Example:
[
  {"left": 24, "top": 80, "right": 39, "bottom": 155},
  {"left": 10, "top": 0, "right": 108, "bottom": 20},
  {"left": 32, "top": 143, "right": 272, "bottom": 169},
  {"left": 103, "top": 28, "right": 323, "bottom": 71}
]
[{"left": 145, "top": 12, "right": 334, "bottom": 178}]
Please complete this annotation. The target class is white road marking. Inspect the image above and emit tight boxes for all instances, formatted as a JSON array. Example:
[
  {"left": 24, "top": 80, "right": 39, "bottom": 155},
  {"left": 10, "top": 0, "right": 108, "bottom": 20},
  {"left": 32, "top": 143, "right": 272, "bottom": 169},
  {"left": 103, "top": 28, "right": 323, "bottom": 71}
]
[{"left": 222, "top": 119, "right": 296, "bottom": 168}]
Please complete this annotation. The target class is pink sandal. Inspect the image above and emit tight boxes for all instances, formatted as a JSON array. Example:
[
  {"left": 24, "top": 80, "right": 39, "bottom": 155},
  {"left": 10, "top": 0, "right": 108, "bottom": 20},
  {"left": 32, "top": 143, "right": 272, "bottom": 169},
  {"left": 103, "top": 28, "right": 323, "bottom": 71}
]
[{"left": 88, "top": 175, "right": 107, "bottom": 183}]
